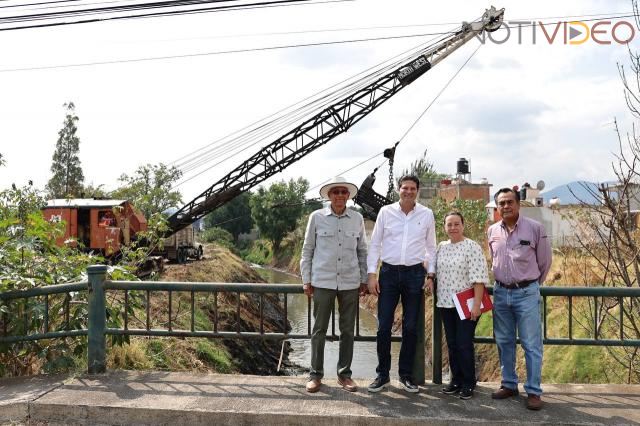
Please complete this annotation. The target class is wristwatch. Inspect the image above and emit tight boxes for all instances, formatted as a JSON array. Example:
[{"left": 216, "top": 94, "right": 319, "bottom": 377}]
[{"left": 426, "top": 274, "right": 435, "bottom": 280}]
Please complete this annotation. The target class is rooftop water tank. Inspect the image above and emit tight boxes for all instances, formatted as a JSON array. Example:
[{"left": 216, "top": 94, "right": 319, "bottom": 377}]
[{"left": 457, "top": 158, "right": 469, "bottom": 175}]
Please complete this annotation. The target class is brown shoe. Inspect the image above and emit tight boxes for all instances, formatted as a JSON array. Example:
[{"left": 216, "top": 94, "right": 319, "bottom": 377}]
[
  {"left": 491, "top": 386, "right": 519, "bottom": 399},
  {"left": 337, "top": 376, "right": 358, "bottom": 392},
  {"left": 526, "top": 394, "right": 543, "bottom": 410},
  {"left": 306, "top": 378, "right": 321, "bottom": 393}
]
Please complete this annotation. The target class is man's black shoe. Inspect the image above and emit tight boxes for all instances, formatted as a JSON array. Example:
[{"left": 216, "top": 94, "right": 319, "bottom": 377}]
[
  {"left": 399, "top": 377, "right": 419, "bottom": 393},
  {"left": 459, "top": 388, "right": 473, "bottom": 400},
  {"left": 367, "top": 376, "right": 390, "bottom": 393},
  {"left": 442, "top": 383, "right": 461, "bottom": 395}
]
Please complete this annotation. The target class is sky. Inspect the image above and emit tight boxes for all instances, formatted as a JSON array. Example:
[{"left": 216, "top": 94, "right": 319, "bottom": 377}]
[{"left": 0, "top": 0, "right": 637, "bottom": 206}]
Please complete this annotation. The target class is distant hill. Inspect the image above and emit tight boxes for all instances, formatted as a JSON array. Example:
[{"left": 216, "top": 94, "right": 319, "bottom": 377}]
[{"left": 541, "top": 181, "right": 602, "bottom": 205}]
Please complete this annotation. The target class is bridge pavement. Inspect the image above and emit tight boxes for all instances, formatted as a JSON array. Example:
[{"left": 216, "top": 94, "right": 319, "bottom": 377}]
[{"left": 1, "top": 371, "right": 639, "bottom": 425}]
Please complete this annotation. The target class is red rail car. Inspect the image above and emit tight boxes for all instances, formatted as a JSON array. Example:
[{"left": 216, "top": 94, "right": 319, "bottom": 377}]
[{"left": 43, "top": 199, "right": 147, "bottom": 255}]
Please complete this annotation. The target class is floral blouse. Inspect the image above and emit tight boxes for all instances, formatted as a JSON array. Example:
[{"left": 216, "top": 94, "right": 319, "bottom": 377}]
[{"left": 435, "top": 238, "right": 489, "bottom": 308}]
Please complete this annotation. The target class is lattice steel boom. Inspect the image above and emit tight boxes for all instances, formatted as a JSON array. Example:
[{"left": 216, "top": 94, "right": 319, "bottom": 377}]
[{"left": 167, "top": 6, "right": 504, "bottom": 235}]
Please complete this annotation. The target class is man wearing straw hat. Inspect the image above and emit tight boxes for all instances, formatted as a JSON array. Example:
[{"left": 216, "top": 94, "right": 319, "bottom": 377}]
[{"left": 300, "top": 176, "right": 368, "bottom": 393}]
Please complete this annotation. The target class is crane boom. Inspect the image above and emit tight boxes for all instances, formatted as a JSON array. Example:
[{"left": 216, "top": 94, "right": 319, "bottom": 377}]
[{"left": 166, "top": 6, "right": 504, "bottom": 235}]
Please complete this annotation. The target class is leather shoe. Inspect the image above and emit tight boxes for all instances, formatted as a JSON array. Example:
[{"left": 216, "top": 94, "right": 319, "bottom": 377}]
[
  {"left": 491, "top": 386, "right": 519, "bottom": 399},
  {"left": 526, "top": 394, "right": 543, "bottom": 410},
  {"left": 306, "top": 378, "right": 321, "bottom": 393},
  {"left": 337, "top": 376, "right": 358, "bottom": 392}
]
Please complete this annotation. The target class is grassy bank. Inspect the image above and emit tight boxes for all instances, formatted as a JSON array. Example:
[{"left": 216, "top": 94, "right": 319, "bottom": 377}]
[{"left": 106, "top": 243, "right": 293, "bottom": 375}]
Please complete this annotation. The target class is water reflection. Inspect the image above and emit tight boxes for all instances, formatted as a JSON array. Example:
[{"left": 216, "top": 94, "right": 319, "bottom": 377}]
[{"left": 254, "top": 266, "right": 401, "bottom": 379}]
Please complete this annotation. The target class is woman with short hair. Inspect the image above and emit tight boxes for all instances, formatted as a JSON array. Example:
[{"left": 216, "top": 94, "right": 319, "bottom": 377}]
[{"left": 428, "top": 211, "right": 489, "bottom": 400}]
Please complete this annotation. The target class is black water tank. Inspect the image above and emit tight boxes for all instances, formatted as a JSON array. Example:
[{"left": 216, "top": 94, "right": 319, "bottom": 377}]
[{"left": 457, "top": 158, "right": 469, "bottom": 174}]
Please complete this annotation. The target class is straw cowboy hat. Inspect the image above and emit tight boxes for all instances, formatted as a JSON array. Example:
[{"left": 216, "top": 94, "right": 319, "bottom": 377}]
[{"left": 319, "top": 176, "right": 359, "bottom": 200}]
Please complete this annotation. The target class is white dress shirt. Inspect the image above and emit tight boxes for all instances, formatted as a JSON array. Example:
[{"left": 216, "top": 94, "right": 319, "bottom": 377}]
[{"left": 366, "top": 202, "right": 437, "bottom": 274}]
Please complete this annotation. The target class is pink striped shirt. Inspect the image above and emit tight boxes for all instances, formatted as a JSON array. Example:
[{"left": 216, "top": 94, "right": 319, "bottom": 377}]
[{"left": 487, "top": 215, "right": 552, "bottom": 285}]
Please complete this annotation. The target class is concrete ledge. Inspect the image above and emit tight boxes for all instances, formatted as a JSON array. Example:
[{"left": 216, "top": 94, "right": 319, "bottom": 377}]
[
  {"left": 0, "top": 374, "right": 66, "bottom": 423},
  {"left": 1, "top": 371, "right": 639, "bottom": 425}
]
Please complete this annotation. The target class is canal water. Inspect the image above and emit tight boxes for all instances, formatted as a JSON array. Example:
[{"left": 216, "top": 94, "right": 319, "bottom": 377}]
[{"left": 254, "top": 266, "right": 401, "bottom": 380}]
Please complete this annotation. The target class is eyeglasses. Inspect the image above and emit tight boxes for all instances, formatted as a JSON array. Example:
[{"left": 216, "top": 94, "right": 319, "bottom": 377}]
[{"left": 330, "top": 189, "right": 349, "bottom": 195}]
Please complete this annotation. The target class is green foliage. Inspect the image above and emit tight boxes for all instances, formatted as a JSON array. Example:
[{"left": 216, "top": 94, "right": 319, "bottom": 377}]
[
  {"left": 195, "top": 340, "right": 232, "bottom": 373},
  {"left": 400, "top": 149, "right": 448, "bottom": 187},
  {"left": 111, "top": 163, "right": 183, "bottom": 219},
  {"left": 201, "top": 227, "right": 234, "bottom": 247},
  {"left": 46, "top": 102, "right": 85, "bottom": 199},
  {"left": 0, "top": 182, "right": 96, "bottom": 290},
  {"left": 279, "top": 213, "right": 310, "bottom": 273},
  {"left": 430, "top": 198, "right": 488, "bottom": 244},
  {"left": 117, "top": 212, "right": 170, "bottom": 275},
  {"left": 250, "top": 178, "right": 309, "bottom": 251},
  {"left": 81, "top": 182, "right": 110, "bottom": 199},
  {"left": 302, "top": 199, "right": 323, "bottom": 215},
  {"left": 145, "top": 340, "right": 170, "bottom": 369},
  {"left": 0, "top": 181, "right": 142, "bottom": 377},
  {"left": 204, "top": 192, "right": 253, "bottom": 242},
  {"left": 241, "top": 239, "right": 273, "bottom": 265}
]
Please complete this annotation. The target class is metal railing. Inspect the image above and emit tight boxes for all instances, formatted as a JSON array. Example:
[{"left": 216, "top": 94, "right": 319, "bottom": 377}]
[
  {"left": 0, "top": 265, "right": 424, "bottom": 383},
  {"left": 3, "top": 265, "right": 640, "bottom": 386},
  {"left": 430, "top": 285, "right": 640, "bottom": 383}
]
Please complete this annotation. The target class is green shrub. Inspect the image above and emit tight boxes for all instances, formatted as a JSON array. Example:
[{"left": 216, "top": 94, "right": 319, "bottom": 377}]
[
  {"left": 145, "top": 340, "right": 170, "bottom": 369},
  {"left": 240, "top": 239, "right": 273, "bottom": 265},
  {"left": 201, "top": 227, "right": 234, "bottom": 247},
  {"left": 195, "top": 340, "right": 232, "bottom": 373}
]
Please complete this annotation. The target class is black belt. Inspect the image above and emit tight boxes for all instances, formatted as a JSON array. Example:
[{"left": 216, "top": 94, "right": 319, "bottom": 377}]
[
  {"left": 381, "top": 262, "right": 424, "bottom": 271},
  {"left": 496, "top": 279, "right": 537, "bottom": 289}
]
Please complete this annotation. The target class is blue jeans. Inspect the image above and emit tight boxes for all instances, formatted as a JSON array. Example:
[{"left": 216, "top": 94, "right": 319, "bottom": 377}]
[
  {"left": 375, "top": 262, "right": 424, "bottom": 380},
  {"left": 493, "top": 281, "right": 543, "bottom": 396}
]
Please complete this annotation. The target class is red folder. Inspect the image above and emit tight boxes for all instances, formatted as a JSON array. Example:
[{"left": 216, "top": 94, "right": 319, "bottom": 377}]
[{"left": 452, "top": 286, "right": 493, "bottom": 320}]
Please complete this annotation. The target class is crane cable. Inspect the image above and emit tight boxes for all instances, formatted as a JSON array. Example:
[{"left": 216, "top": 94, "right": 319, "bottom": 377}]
[
  {"left": 170, "top": 29, "right": 455, "bottom": 171},
  {"left": 307, "top": 40, "right": 483, "bottom": 198},
  {"left": 171, "top": 18, "right": 475, "bottom": 191},
  {"left": 169, "top": 28, "right": 458, "bottom": 189}
]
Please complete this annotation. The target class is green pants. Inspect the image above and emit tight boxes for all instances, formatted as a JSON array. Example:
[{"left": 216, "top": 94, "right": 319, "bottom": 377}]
[{"left": 309, "top": 287, "right": 359, "bottom": 379}]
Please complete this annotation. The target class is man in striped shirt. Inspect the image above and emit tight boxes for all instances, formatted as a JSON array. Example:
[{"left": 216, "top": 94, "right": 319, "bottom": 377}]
[{"left": 487, "top": 187, "right": 552, "bottom": 411}]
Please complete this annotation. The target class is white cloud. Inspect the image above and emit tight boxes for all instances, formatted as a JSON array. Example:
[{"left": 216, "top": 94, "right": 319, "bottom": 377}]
[{"left": 0, "top": 0, "right": 637, "bottom": 207}]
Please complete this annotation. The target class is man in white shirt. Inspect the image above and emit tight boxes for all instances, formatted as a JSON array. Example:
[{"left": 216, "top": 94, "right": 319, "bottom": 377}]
[
  {"left": 300, "top": 176, "right": 368, "bottom": 393},
  {"left": 366, "top": 175, "right": 436, "bottom": 393}
]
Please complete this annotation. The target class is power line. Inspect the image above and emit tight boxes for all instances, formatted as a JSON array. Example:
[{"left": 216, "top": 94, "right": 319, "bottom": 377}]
[
  {"left": 397, "top": 42, "right": 482, "bottom": 143},
  {"left": 0, "top": 0, "right": 83, "bottom": 11},
  {"left": 307, "top": 154, "right": 386, "bottom": 194},
  {"left": 0, "top": 0, "right": 350, "bottom": 31},
  {"left": 0, "top": 30, "right": 454, "bottom": 72},
  {"left": 3, "top": 11, "right": 635, "bottom": 73},
  {"left": 306, "top": 41, "right": 483, "bottom": 196},
  {"left": 169, "top": 30, "right": 456, "bottom": 188},
  {"left": 169, "top": 38, "right": 442, "bottom": 188},
  {"left": 0, "top": 0, "right": 298, "bottom": 21}
]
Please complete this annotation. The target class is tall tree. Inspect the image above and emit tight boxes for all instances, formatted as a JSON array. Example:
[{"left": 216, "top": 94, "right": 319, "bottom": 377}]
[
  {"left": 204, "top": 192, "right": 254, "bottom": 242},
  {"left": 111, "top": 163, "right": 183, "bottom": 218},
  {"left": 250, "top": 178, "right": 308, "bottom": 251},
  {"left": 46, "top": 102, "right": 84, "bottom": 198}
]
